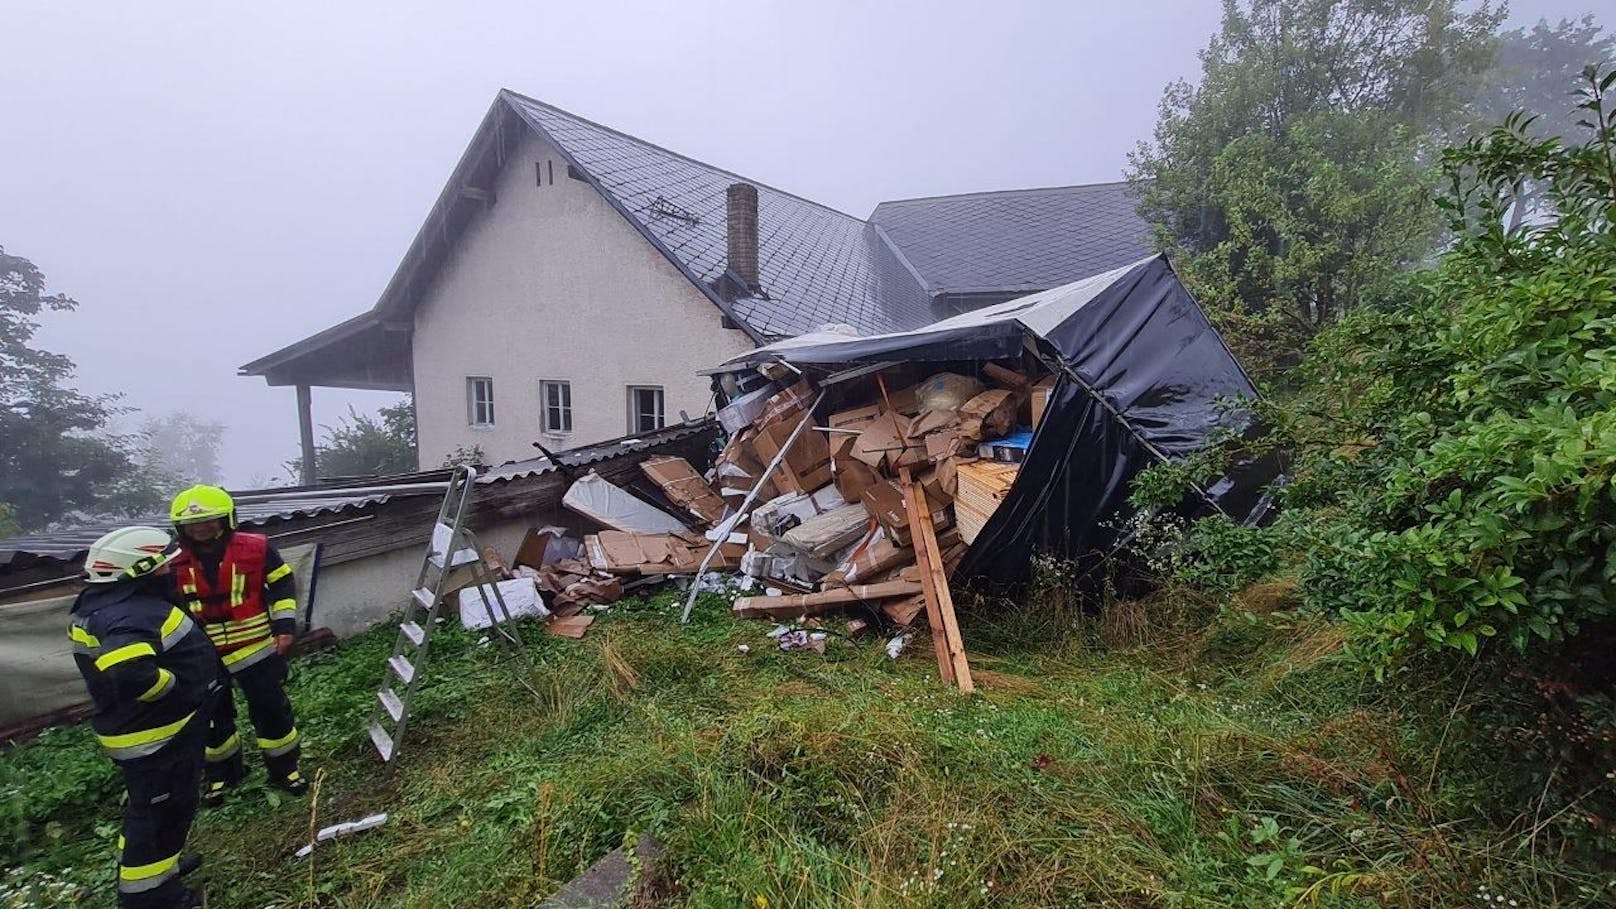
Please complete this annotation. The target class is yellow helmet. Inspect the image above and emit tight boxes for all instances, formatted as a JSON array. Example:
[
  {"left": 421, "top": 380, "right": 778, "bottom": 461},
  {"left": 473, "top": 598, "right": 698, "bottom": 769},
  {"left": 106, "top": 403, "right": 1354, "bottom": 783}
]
[{"left": 170, "top": 485, "right": 237, "bottom": 529}]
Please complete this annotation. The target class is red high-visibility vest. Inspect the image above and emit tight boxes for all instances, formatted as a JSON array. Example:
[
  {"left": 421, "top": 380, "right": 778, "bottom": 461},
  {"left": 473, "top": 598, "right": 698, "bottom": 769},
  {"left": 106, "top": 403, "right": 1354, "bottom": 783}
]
[{"left": 172, "top": 532, "right": 270, "bottom": 658}]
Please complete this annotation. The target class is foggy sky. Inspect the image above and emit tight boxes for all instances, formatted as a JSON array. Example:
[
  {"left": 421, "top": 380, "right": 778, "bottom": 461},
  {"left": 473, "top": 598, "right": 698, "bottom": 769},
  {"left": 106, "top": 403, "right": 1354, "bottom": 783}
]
[{"left": 1, "top": 0, "right": 1600, "bottom": 486}]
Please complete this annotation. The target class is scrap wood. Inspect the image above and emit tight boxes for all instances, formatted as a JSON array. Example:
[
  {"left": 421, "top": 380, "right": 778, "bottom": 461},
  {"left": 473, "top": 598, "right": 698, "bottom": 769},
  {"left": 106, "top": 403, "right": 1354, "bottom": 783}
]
[
  {"left": 546, "top": 615, "right": 595, "bottom": 639},
  {"left": 982, "top": 362, "right": 1031, "bottom": 390},
  {"left": 880, "top": 594, "right": 926, "bottom": 628},
  {"left": 901, "top": 467, "right": 974, "bottom": 692},
  {"left": 731, "top": 580, "right": 922, "bottom": 619}
]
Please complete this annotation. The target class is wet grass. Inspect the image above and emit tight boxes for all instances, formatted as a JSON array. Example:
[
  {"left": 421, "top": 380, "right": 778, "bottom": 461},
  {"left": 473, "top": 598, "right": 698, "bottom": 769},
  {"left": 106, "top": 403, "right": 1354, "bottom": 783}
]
[{"left": 3, "top": 588, "right": 1612, "bottom": 908}]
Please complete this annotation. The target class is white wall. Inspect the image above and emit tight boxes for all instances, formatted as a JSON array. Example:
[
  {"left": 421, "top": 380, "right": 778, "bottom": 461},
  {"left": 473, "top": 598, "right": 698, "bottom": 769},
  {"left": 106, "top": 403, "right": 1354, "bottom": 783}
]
[{"left": 411, "top": 132, "right": 753, "bottom": 467}]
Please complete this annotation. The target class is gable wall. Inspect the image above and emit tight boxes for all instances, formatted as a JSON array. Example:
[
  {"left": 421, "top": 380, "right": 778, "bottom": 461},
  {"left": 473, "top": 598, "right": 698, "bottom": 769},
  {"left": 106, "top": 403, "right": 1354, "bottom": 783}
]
[{"left": 411, "top": 131, "right": 753, "bottom": 467}]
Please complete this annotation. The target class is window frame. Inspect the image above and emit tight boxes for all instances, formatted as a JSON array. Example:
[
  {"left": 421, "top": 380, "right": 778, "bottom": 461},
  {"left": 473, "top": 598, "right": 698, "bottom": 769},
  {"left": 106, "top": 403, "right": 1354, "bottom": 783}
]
[
  {"left": 540, "top": 379, "right": 573, "bottom": 435},
  {"left": 627, "top": 385, "right": 665, "bottom": 434},
  {"left": 466, "top": 376, "right": 495, "bottom": 428}
]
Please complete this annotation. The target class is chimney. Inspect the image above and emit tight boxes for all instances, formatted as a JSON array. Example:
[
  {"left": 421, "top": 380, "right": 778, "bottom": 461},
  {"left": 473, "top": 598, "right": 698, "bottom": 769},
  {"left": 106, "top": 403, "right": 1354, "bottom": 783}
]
[{"left": 725, "top": 182, "right": 759, "bottom": 292}]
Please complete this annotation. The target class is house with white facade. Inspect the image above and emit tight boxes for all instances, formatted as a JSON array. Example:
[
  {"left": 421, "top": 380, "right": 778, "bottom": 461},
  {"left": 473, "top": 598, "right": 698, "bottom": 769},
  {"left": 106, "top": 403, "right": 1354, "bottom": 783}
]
[{"left": 241, "top": 90, "right": 1154, "bottom": 477}]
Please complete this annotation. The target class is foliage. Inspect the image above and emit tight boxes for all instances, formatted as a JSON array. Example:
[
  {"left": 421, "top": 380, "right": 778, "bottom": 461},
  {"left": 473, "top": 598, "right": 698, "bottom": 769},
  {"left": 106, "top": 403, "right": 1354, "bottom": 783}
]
[
  {"left": 441, "top": 442, "right": 485, "bottom": 469},
  {"left": 289, "top": 398, "right": 417, "bottom": 481},
  {"left": 0, "top": 248, "right": 142, "bottom": 532},
  {"left": 136, "top": 411, "right": 224, "bottom": 487},
  {"left": 1143, "top": 65, "right": 1616, "bottom": 672},
  {"left": 1470, "top": 15, "right": 1616, "bottom": 142},
  {"left": 4, "top": 591, "right": 1613, "bottom": 907},
  {"left": 1128, "top": 0, "right": 1502, "bottom": 377}
]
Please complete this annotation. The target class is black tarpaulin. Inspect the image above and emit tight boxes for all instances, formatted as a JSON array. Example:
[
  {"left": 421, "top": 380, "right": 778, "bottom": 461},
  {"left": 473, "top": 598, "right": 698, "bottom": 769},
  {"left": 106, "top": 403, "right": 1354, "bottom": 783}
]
[{"left": 719, "top": 254, "right": 1271, "bottom": 586}]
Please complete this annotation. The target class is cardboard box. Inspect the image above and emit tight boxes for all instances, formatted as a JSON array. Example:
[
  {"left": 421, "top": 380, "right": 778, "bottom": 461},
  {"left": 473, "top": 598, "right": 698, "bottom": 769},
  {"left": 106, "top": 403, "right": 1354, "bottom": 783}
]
[
  {"left": 959, "top": 389, "right": 1020, "bottom": 442},
  {"left": 640, "top": 456, "right": 728, "bottom": 526},
  {"left": 753, "top": 379, "right": 815, "bottom": 429},
  {"left": 751, "top": 417, "right": 832, "bottom": 495},
  {"left": 826, "top": 529, "right": 913, "bottom": 585},
  {"left": 1030, "top": 378, "right": 1056, "bottom": 427},
  {"left": 832, "top": 437, "right": 881, "bottom": 503},
  {"left": 860, "top": 479, "right": 951, "bottom": 548},
  {"left": 850, "top": 412, "right": 909, "bottom": 469},
  {"left": 585, "top": 531, "right": 745, "bottom": 575},
  {"left": 830, "top": 402, "right": 883, "bottom": 429}
]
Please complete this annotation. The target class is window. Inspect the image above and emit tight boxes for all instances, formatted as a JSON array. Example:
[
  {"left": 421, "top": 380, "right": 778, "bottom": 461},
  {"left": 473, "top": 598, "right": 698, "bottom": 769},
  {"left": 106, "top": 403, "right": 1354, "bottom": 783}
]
[
  {"left": 467, "top": 377, "right": 495, "bottom": 427},
  {"left": 540, "top": 380, "right": 572, "bottom": 434},
  {"left": 628, "top": 386, "right": 664, "bottom": 433}
]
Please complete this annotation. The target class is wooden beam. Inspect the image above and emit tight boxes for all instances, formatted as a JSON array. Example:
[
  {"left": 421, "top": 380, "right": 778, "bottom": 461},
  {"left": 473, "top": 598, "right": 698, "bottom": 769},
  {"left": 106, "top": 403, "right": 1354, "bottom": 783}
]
[
  {"left": 296, "top": 384, "right": 317, "bottom": 485},
  {"left": 901, "top": 467, "right": 973, "bottom": 692},
  {"left": 732, "top": 580, "right": 922, "bottom": 619}
]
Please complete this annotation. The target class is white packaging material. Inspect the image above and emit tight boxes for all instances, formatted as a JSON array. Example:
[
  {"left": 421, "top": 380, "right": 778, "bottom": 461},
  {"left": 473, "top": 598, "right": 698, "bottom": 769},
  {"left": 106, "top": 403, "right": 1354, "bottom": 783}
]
[
  {"left": 562, "top": 472, "right": 688, "bottom": 533},
  {"left": 429, "top": 522, "right": 479, "bottom": 568},
  {"left": 717, "top": 384, "right": 778, "bottom": 433},
  {"left": 809, "top": 485, "right": 846, "bottom": 512},
  {"left": 295, "top": 813, "right": 389, "bottom": 859},
  {"left": 457, "top": 578, "right": 551, "bottom": 630}
]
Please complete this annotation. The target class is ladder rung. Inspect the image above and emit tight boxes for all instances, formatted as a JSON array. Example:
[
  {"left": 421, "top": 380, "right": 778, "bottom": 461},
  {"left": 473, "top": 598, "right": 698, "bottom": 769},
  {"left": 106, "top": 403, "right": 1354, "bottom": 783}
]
[
  {"left": 411, "top": 587, "right": 434, "bottom": 610},
  {"left": 400, "top": 621, "right": 425, "bottom": 646},
  {"left": 388, "top": 655, "right": 417, "bottom": 685},
  {"left": 378, "top": 689, "right": 404, "bottom": 723},
  {"left": 368, "top": 724, "right": 396, "bottom": 762}
]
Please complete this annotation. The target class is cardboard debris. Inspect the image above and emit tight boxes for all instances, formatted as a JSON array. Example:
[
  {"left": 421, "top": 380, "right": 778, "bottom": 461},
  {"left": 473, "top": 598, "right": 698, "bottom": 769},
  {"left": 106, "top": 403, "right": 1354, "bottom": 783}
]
[
  {"left": 1030, "top": 377, "right": 1056, "bottom": 427},
  {"left": 861, "top": 478, "right": 950, "bottom": 548},
  {"left": 831, "top": 436, "right": 881, "bottom": 502},
  {"left": 640, "top": 457, "right": 728, "bottom": 526},
  {"left": 959, "top": 389, "right": 1020, "bottom": 442},
  {"left": 546, "top": 615, "right": 595, "bottom": 639},
  {"left": 753, "top": 415, "right": 832, "bottom": 494},
  {"left": 585, "top": 530, "right": 745, "bottom": 575},
  {"left": 687, "top": 359, "right": 1049, "bottom": 682}
]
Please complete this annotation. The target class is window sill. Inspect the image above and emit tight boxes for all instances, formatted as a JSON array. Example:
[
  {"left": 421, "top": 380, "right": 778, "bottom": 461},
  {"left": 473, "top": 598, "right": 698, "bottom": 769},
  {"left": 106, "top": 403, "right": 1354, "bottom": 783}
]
[{"left": 468, "top": 424, "right": 496, "bottom": 433}]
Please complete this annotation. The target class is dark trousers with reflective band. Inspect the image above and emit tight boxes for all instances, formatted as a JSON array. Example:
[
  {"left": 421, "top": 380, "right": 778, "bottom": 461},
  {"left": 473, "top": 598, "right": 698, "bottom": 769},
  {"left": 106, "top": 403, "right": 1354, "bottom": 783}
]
[
  {"left": 205, "top": 651, "right": 300, "bottom": 784},
  {"left": 117, "top": 716, "right": 204, "bottom": 908}
]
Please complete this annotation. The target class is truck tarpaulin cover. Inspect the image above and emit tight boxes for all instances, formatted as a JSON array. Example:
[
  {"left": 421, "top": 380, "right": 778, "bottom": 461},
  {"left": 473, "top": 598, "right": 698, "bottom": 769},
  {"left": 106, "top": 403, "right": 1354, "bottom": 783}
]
[{"left": 719, "top": 255, "right": 1275, "bottom": 585}]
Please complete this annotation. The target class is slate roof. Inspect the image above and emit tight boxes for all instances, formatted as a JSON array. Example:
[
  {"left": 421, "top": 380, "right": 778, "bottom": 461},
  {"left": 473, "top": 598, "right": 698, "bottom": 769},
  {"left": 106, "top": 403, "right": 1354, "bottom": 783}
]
[
  {"left": 243, "top": 92, "right": 1157, "bottom": 382},
  {"left": 506, "top": 93, "right": 934, "bottom": 338},
  {"left": 870, "top": 182, "right": 1154, "bottom": 298}
]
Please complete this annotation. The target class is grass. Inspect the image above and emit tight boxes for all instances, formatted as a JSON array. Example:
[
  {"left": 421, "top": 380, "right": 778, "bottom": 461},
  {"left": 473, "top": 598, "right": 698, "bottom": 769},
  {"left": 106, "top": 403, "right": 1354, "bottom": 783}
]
[{"left": 3, "top": 587, "right": 1613, "bottom": 908}]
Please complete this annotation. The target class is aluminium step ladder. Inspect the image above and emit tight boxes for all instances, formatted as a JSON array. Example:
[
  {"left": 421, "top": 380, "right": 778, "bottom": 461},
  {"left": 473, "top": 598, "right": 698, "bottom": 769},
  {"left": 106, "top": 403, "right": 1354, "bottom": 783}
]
[{"left": 367, "top": 464, "right": 525, "bottom": 762}]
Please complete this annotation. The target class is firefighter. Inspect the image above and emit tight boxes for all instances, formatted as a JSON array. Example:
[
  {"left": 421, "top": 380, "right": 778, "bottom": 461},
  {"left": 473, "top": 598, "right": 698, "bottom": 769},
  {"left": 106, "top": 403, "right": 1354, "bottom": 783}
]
[
  {"left": 71, "top": 526, "right": 222, "bottom": 909},
  {"left": 167, "top": 484, "right": 309, "bottom": 803}
]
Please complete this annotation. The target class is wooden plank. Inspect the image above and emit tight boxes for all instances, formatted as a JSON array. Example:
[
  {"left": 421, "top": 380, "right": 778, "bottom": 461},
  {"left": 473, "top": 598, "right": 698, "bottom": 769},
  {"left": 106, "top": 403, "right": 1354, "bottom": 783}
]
[
  {"left": 898, "top": 467, "right": 956, "bottom": 687},
  {"left": 732, "top": 580, "right": 923, "bottom": 619},
  {"left": 901, "top": 467, "right": 974, "bottom": 692}
]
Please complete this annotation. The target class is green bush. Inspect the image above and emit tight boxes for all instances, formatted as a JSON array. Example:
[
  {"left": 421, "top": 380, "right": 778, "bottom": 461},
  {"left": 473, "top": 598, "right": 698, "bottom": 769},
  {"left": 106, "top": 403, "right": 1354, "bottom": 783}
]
[{"left": 1144, "top": 66, "right": 1616, "bottom": 673}]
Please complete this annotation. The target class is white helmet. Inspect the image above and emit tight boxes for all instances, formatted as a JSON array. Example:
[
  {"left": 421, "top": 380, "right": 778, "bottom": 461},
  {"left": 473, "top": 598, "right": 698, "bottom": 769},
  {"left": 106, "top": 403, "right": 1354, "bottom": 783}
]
[{"left": 84, "top": 526, "right": 180, "bottom": 584}]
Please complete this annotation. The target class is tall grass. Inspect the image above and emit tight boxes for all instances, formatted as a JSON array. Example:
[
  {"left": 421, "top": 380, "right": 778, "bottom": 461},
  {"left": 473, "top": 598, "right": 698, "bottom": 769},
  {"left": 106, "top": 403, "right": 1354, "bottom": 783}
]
[{"left": 2, "top": 586, "right": 1611, "bottom": 907}]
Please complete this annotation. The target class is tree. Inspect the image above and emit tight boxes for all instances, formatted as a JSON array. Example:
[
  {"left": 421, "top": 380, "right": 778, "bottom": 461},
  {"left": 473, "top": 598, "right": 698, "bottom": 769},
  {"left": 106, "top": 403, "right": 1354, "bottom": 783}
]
[
  {"left": 0, "top": 247, "right": 136, "bottom": 531},
  {"left": 290, "top": 398, "right": 417, "bottom": 481},
  {"left": 1127, "top": 0, "right": 1503, "bottom": 378},
  {"left": 1471, "top": 15, "right": 1616, "bottom": 141},
  {"left": 138, "top": 411, "right": 225, "bottom": 486}
]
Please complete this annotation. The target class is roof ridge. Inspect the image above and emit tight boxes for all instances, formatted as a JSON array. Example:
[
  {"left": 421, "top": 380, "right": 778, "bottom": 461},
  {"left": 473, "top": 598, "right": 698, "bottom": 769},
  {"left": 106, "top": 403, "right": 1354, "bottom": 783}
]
[
  {"left": 872, "top": 180, "right": 1136, "bottom": 210},
  {"left": 498, "top": 89, "right": 866, "bottom": 224}
]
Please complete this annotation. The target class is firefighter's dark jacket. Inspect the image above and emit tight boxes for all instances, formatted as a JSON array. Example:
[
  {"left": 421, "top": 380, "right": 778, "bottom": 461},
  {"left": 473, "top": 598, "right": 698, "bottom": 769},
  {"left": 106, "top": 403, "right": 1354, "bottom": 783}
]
[{"left": 69, "top": 577, "right": 219, "bottom": 761}]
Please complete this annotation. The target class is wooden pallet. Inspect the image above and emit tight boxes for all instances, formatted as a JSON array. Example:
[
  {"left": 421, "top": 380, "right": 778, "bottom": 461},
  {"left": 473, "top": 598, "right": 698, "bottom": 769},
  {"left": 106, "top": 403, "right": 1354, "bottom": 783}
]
[{"left": 954, "top": 460, "right": 1019, "bottom": 543}]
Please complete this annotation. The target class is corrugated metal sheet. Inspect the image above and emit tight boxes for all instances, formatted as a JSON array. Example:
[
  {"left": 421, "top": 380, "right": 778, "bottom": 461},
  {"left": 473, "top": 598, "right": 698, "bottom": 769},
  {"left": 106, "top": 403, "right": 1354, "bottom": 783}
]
[{"left": 0, "top": 421, "right": 715, "bottom": 568}]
